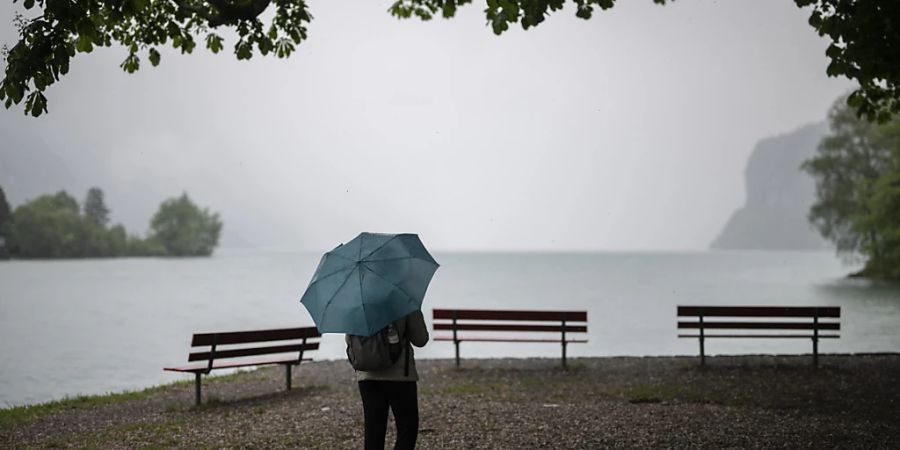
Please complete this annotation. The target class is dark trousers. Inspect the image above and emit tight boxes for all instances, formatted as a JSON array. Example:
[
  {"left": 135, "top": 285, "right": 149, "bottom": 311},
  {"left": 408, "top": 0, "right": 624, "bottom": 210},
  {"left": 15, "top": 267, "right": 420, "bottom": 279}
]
[{"left": 358, "top": 380, "right": 419, "bottom": 450}]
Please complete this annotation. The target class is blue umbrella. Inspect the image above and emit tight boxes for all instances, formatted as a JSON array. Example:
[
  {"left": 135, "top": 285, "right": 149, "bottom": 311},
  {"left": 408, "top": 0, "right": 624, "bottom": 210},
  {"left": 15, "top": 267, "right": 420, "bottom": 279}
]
[{"left": 300, "top": 232, "right": 439, "bottom": 336}]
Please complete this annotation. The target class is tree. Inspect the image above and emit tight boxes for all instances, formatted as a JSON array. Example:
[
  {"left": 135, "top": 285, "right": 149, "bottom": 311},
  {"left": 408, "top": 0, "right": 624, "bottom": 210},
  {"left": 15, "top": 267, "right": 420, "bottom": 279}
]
[
  {"left": 861, "top": 169, "right": 900, "bottom": 278},
  {"left": 1, "top": 0, "right": 311, "bottom": 117},
  {"left": 6, "top": 191, "right": 89, "bottom": 257},
  {"left": 792, "top": 0, "right": 900, "bottom": 122},
  {"left": 0, "top": 185, "right": 10, "bottom": 236},
  {"left": 2, "top": 0, "right": 899, "bottom": 121},
  {"left": 83, "top": 187, "right": 110, "bottom": 226},
  {"left": 2, "top": 188, "right": 219, "bottom": 258},
  {"left": 149, "top": 193, "right": 222, "bottom": 256},
  {"left": 803, "top": 96, "right": 900, "bottom": 278}
]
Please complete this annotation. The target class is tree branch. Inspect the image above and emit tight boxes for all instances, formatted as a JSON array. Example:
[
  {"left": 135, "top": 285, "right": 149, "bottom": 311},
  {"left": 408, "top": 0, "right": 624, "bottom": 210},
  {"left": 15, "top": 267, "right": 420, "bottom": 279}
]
[
  {"left": 173, "top": 0, "right": 273, "bottom": 26},
  {"left": 172, "top": 0, "right": 221, "bottom": 25},
  {"left": 207, "top": 0, "right": 272, "bottom": 22}
]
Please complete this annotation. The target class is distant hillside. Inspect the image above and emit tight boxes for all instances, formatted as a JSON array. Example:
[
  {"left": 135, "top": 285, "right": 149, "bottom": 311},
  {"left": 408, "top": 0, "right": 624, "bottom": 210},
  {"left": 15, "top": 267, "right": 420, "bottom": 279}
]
[{"left": 711, "top": 122, "right": 829, "bottom": 250}]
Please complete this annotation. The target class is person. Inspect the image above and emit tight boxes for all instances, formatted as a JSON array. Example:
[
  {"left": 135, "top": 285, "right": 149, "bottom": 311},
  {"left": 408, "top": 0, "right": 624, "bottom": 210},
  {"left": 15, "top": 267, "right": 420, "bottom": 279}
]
[{"left": 348, "top": 310, "right": 429, "bottom": 450}]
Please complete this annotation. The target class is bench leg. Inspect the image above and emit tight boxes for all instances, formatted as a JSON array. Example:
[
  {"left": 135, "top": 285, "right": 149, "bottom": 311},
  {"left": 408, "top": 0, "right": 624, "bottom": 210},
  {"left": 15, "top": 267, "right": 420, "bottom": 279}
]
[
  {"left": 285, "top": 364, "right": 292, "bottom": 390},
  {"left": 195, "top": 373, "right": 202, "bottom": 406},
  {"left": 561, "top": 341, "right": 567, "bottom": 369},
  {"left": 699, "top": 314, "right": 706, "bottom": 367},
  {"left": 699, "top": 337, "right": 706, "bottom": 367},
  {"left": 813, "top": 337, "right": 819, "bottom": 367},
  {"left": 454, "top": 340, "right": 460, "bottom": 367}
]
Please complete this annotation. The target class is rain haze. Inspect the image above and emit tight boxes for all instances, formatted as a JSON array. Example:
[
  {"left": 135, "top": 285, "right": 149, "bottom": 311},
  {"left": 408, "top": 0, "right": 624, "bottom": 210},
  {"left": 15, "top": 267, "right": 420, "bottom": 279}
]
[
  {"left": 5, "top": 2, "right": 900, "bottom": 446},
  {"left": 0, "top": 0, "right": 853, "bottom": 251}
]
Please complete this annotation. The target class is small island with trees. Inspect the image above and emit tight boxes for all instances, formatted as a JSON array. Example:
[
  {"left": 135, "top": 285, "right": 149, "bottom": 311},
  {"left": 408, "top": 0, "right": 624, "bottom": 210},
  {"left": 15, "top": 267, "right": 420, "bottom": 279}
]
[{"left": 0, "top": 186, "right": 222, "bottom": 259}]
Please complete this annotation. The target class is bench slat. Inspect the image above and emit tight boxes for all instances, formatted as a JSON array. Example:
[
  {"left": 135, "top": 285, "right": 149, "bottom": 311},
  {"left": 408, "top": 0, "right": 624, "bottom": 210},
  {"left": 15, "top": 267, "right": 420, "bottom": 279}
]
[
  {"left": 433, "top": 323, "right": 587, "bottom": 333},
  {"left": 435, "top": 337, "right": 588, "bottom": 343},
  {"left": 677, "top": 306, "right": 840, "bottom": 318},
  {"left": 192, "top": 327, "right": 320, "bottom": 347},
  {"left": 188, "top": 342, "right": 320, "bottom": 362},
  {"left": 165, "top": 355, "right": 313, "bottom": 373},
  {"left": 678, "top": 334, "right": 840, "bottom": 339},
  {"left": 433, "top": 309, "right": 587, "bottom": 322},
  {"left": 677, "top": 321, "right": 840, "bottom": 330}
]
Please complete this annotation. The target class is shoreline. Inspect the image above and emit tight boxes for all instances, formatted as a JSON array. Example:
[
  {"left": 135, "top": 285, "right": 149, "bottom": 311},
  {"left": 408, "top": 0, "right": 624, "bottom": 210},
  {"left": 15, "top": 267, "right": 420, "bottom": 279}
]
[
  {"left": 3, "top": 354, "right": 900, "bottom": 449},
  {"left": 5, "top": 351, "right": 900, "bottom": 412}
]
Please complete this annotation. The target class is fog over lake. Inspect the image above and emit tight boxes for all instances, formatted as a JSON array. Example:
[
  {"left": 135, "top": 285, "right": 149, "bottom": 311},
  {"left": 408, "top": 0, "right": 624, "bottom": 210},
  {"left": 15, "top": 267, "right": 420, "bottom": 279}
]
[
  {"left": 0, "top": 0, "right": 853, "bottom": 252},
  {"left": 1, "top": 0, "right": 892, "bottom": 412},
  {"left": 2, "top": 250, "right": 898, "bottom": 407}
]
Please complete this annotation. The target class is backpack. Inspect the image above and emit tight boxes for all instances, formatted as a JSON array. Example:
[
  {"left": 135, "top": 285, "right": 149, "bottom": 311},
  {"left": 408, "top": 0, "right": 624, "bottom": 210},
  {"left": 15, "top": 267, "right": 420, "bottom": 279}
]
[{"left": 346, "top": 323, "right": 409, "bottom": 374}]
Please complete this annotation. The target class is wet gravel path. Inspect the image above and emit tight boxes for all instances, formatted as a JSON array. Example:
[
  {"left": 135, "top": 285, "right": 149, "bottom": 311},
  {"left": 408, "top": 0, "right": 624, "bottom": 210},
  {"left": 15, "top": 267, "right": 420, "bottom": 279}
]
[{"left": 2, "top": 354, "right": 899, "bottom": 449}]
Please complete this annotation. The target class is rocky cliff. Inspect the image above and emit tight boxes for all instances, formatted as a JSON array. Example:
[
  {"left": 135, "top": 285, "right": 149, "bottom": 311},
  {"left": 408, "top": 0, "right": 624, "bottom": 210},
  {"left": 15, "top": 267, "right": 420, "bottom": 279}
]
[{"left": 711, "top": 122, "right": 829, "bottom": 250}]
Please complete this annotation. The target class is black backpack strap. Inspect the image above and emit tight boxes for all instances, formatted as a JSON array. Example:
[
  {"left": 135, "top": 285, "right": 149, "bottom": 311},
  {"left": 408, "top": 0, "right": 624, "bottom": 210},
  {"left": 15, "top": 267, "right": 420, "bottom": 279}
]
[
  {"left": 405, "top": 335, "right": 412, "bottom": 377},
  {"left": 403, "top": 317, "right": 411, "bottom": 377}
]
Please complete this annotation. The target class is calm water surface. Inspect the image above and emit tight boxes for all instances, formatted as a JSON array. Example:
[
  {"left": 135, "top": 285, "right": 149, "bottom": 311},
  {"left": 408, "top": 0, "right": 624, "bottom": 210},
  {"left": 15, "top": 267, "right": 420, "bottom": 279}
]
[{"left": 1, "top": 250, "right": 898, "bottom": 407}]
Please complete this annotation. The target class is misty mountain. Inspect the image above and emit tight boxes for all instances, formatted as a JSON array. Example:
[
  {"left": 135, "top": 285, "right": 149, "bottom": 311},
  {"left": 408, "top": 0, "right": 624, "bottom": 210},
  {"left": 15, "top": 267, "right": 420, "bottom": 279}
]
[{"left": 711, "top": 122, "right": 829, "bottom": 250}]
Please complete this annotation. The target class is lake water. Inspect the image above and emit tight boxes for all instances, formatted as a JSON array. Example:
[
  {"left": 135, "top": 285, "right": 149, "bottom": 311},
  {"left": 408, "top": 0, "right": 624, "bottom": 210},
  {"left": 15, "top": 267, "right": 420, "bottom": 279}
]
[{"left": 1, "top": 250, "right": 899, "bottom": 407}]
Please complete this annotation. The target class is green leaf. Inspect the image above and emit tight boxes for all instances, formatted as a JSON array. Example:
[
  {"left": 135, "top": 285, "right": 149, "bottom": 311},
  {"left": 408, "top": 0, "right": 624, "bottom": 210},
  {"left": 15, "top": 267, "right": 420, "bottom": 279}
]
[
  {"left": 808, "top": 12, "right": 823, "bottom": 29},
  {"left": 148, "top": 48, "right": 160, "bottom": 66},
  {"left": 826, "top": 61, "right": 842, "bottom": 77},
  {"left": 258, "top": 38, "right": 272, "bottom": 56},
  {"left": 181, "top": 37, "right": 196, "bottom": 54},
  {"left": 275, "top": 38, "right": 294, "bottom": 58},
  {"left": 236, "top": 41, "right": 252, "bottom": 60},
  {"left": 206, "top": 34, "right": 223, "bottom": 54},
  {"left": 119, "top": 53, "right": 140, "bottom": 73},
  {"left": 75, "top": 36, "right": 94, "bottom": 53},
  {"left": 576, "top": 5, "right": 592, "bottom": 19},
  {"left": 26, "top": 92, "right": 47, "bottom": 117},
  {"left": 442, "top": 2, "right": 457, "bottom": 18}
]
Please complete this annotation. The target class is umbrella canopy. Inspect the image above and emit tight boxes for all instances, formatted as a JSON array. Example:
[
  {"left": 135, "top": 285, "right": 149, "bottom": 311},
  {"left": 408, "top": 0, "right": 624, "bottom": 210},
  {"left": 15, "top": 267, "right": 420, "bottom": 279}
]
[{"left": 300, "top": 232, "right": 439, "bottom": 336}]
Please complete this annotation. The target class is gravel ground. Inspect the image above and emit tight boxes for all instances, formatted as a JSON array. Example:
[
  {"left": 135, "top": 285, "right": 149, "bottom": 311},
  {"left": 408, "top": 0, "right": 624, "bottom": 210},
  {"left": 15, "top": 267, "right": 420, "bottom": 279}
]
[{"left": 2, "top": 354, "right": 899, "bottom": 449}]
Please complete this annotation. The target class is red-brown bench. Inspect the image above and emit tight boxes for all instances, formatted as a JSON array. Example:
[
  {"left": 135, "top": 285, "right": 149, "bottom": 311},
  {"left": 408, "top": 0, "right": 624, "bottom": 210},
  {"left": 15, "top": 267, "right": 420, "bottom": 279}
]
[
  {"left": 164, "top": 326, "right": 321, "bottom": 405},
  {"left": 433, "top": 309, "right": 588, "bottom": 368},
  {"left": 677, "top": 306, "right": 840, "bottom": 366}
]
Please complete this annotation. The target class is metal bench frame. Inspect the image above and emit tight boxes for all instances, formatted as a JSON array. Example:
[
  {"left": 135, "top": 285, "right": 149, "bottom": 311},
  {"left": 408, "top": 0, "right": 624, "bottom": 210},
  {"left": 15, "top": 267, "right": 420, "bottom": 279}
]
[
  {"left": 164, "top": 326, "right": 321, "bottom": 405},
  {"left": 677, "top": 306, "right": 841, "bottom": 366},
  {"left": 433, "top": 309, "right": 588, "bottom": 368}
]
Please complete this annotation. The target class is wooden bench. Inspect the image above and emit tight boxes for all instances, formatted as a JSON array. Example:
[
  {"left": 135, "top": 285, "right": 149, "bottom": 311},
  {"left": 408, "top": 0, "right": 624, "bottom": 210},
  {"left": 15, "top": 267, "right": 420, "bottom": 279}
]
[
  {"left": 164, "top": 326, "right": 321, "bottom": 405},
  {"left": 677, "top": 306, "right": 840, "bottom": 366},
  {"left": 433, "top": 309, "right": 588, "bottom": 368}
]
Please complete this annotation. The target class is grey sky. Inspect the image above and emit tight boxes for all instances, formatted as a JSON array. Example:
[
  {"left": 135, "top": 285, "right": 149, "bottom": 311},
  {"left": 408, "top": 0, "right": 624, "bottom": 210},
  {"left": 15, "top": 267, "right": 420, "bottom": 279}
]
[{"left": 0, "top": 0, "right": 852, "bottom": 251}]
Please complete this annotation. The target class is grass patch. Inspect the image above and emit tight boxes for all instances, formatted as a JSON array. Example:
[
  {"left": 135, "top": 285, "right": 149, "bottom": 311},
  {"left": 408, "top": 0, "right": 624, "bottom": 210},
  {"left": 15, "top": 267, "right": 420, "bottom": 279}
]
[
  {"left": 77, "top": 418, "right": 190, "bottom": 449},
  {"left": 622, "top": 384, "right": 686, "bottom": 404},
  {"left": 0, "top": 368, "right": 266, "bottom": 427},
  {"left": 0, "top": 386, "right": 173, "bottom": 427},
  {"left": 429, "top": 381, "right": 506, "bottom": 396},
  {"left": 15, "top": 417, "right": 192, "bottom": 450}
]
